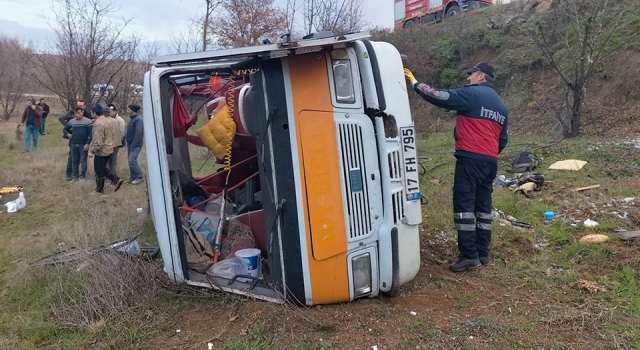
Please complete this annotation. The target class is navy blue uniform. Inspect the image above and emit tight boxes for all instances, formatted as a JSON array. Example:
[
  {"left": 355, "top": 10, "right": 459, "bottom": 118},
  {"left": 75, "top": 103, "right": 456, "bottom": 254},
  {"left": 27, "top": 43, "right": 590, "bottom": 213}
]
[{"left": 412, "top": 80, "right": 508, "bottom": 260}]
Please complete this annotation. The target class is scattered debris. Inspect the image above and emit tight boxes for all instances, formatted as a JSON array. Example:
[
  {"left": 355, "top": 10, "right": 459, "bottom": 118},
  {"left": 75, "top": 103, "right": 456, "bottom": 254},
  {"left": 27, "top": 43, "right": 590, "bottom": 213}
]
[
  {"left": 610, "top": 211, "right": 628, "bottom": 219},
  {"left": 5, "top": 191, "right": 26, "bottom": 213},
  {"left": 0, "top": 186, "right": 24, "bottom": 195},
  {"left": 511, "top": 221, "right": 532, "bottom": 229},
  {"left": 570, "top": 279, "right": 607, "bottom": 293},
  {"left": 614, "top": 230, "right": 640, "bottom": 241},
  {"left": 137, "top": 208, "right": 143, "bottom": 214},
  {"left": 512, "top": 182, "right": 536, "bottom": 196},
  {"left": 583, "top": 219, "right": 599, "bottom": 228},
  {"left": 549, "top": 159, "right": 587, "bottom": 171},
  {"left": 580, "top": 234, "right": 609, "bottom": 243},
  {"left": 574, "top": 184, "right": 601, "bottom": 192},
  {"left": 543, "top": 211, "right": 555, "bottom": 220},
  {"left": 410, "top": 311, "right": 417, "bottom": 316},
  {"left": 533, "top": 240, "right": 549, "bottom": 249},
  {"left": 494, "top": 174, "right": 518, "bottom": 187}
]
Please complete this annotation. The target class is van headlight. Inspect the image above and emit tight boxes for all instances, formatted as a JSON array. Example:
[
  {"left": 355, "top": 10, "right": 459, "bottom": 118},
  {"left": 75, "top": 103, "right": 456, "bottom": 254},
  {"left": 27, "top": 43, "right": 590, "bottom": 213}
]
[
  {"left": 330, "top": 49, "right": 355, "bottom": 104},
  {"left": 352, "top": 253, "right": 372, "bottom": 297}
]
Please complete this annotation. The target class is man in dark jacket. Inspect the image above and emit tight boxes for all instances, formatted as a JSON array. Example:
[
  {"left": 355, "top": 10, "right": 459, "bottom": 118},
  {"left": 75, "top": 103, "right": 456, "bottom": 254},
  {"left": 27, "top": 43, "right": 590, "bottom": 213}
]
[
  {"left": 21, "top": 99, "right": 43, "bottom": 152},
  {"left": 63, "top": 107, "right": 93, "bottom": 181},
  {"left": 60, "top": 101, "right": 92, "bottom": 180},
  {"left": 125, "top": 104, "right": 144, "bottom": 184},
  {"left": 38, "top": 98, "right": 50, "bottom": 135},
  {"left": 405, "top": 62, "right": 508, "bottom": 272},
  {"left": 59, "top": 100, "right": 91, "bottom": 126}
]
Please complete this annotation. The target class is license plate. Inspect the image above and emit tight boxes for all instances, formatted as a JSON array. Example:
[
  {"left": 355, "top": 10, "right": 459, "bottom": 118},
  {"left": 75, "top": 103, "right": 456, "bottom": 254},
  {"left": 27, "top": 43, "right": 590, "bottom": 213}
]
[{"left": 400, "top": 126, "right": 420, "bottom": 201}]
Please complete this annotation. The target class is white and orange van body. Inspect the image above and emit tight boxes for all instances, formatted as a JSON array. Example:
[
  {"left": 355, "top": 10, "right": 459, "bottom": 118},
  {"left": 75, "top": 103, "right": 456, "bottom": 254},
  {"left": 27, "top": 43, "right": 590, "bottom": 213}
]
[{"left": 143, "top": 32, "right": 422, "bottom": 305}]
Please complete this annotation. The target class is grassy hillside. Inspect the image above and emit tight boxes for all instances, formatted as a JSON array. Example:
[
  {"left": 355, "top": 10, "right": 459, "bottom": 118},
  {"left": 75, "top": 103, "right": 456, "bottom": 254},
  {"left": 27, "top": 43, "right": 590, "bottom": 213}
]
[{"left": 373, "top": 0, "right": 640, "bottom": 136}]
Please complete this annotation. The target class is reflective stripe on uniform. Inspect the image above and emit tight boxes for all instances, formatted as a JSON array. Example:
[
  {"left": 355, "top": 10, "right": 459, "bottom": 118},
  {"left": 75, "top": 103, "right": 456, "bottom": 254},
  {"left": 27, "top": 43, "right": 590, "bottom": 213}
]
[
  {"left": 455, "top": 212, "right": 475, "bottom": 219},
  {"left": 477, "top": 222, "right": 492, "bottom": 230},
  {"left": 476, "top": 212, "right": 492, "bottom": 220},
  {"left": 455, "top": 223, "right": 476, "bottom": 231}
]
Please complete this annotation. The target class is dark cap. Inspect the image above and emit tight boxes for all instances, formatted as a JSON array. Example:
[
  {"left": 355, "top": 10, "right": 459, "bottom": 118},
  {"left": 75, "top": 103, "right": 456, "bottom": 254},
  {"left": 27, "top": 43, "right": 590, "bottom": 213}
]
[
  {"left": 128, "top": 104, "right": 140, "bottom": 113},
  {"left": 465, "top": 62, "right": 495, "bottom": 79},
  {"left": 91, "top": 103, "right": 103, "bottom": 115}
]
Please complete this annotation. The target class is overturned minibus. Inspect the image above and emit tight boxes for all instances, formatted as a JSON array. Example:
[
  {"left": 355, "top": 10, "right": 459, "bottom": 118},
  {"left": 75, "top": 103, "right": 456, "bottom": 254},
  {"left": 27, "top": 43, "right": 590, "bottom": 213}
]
[{"left": 143, "top": 32, "right": 422, "bottom": 305}]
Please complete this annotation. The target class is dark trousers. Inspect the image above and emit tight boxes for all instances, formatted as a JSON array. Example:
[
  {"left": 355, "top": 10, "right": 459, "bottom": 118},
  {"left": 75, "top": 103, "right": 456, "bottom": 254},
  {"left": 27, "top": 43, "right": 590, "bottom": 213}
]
[
  {"left": 106, "top": 147, "right": 119, "bottom": 181},
  {"left": 66, "top": 150, "right": 72, "bottom": 180},
  {"left": 452, "top": 156, "right": 497, "bottom": 260},
  {"left": 40, "top": 117, "right": 47, "bottom": 134},
  {"left": 94, "top": 155, "right": 119, "bottom": 193},
  {"left": 70, "top": 144, "right": 88, "bottom": 179}
]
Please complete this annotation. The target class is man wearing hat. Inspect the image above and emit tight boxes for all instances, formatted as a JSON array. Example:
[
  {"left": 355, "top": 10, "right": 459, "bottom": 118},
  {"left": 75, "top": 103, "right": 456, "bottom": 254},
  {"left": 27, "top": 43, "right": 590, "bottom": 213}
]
[
  {"left": 125, "top": 104, "right": 144, "bottom": 184},
  {"left": 404, "top": 62, "right": 509, "bottom": 272}
]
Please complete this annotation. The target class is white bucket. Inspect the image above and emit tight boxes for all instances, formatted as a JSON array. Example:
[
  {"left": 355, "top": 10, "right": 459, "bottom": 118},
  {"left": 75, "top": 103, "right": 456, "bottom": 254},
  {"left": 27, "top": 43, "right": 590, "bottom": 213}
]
[{"left": 234, "top": 248, "right": 261, "bottom": 278}]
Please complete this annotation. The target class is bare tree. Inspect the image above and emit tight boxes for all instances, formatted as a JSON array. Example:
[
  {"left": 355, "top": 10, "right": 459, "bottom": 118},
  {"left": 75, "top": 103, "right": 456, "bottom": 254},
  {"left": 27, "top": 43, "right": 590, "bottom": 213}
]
[
  {"left": 0, "top": 37, "right": 33, "bottom": 121},
  {"left": 202, "top": 0, "right": 227, "bottom": 51},
  {"left": 170, "top": 17, "right": 207, "bottom": 54},
  {"left": 533, "top": 0, "right": 631, "bottom": 137},
  {"left": 285, "top": 0, "right": 299, "bottom": 36},
  {"left": 31, "top": 0, "right": 139, "bottom": 110},
  {"left": 210, "top": 0, "right": 287, "bottom": 48},
  {"left": 303, "top": 0, "right": 366, "bottom": 35}
]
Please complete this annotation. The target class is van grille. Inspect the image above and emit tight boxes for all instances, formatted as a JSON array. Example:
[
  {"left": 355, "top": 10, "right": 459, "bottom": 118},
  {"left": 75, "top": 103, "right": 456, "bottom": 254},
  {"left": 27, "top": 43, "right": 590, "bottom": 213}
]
[
  {"left": 337, "top": 123, "right": 373, "bottom": 241},
  {"left": 388, "top": 150, "right": 405, "bottom": 224},
  {"left": 392, "top": 190, "right": 405, "bottom": 225},
  {"left": 388, "top": 150, "right": 401, "bottom": 180}
]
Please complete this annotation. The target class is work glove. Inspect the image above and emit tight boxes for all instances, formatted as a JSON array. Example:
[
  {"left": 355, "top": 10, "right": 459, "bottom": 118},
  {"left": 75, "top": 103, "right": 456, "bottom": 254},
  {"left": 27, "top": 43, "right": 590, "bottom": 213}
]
[{"left": 404, "top": 68, "right": 417, "bottom": 86}]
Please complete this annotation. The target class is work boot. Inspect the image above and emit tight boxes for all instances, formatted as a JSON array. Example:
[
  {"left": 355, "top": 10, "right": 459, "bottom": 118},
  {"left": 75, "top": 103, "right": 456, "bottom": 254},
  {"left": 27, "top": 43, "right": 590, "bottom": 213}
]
[
  {"left": 479, "top": 257, "right": 490, "bottom": 266},
  {"left": 449, "top": 257, "right": 481, "bottom": 272}
]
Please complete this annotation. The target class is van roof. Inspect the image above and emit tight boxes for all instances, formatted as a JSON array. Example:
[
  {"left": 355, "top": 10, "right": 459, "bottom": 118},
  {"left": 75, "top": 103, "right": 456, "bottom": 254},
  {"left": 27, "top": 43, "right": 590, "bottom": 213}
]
[{"left": 151, "top": 32, "right": 371, "bottom": 67}]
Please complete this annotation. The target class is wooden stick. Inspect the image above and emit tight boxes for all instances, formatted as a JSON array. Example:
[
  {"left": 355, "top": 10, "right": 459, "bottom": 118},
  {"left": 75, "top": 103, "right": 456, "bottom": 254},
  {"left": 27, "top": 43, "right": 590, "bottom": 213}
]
[{"left": 574, "top": 184, "right": 600, "bottom": 191}]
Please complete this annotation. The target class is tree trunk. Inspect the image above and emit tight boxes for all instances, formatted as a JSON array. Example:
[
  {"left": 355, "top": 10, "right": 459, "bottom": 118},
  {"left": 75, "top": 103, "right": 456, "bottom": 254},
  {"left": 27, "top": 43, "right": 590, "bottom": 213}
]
[{"left": 567, "top": 88, "right": 584, "bottom": 137}]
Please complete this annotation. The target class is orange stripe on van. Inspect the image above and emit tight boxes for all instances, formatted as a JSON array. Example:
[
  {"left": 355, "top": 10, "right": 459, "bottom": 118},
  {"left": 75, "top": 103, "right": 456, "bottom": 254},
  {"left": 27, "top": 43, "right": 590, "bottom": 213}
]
[{"left": 288, "top": 53, "right": 350, "bottom": 304}]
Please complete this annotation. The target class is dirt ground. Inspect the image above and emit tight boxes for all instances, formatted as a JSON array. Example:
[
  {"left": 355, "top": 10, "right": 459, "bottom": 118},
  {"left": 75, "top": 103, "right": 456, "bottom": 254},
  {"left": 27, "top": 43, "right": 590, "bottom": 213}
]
[
  {"left": 137, "top": 196, "right": 640, "bottom": 350},
  {"left": 131, "top": 134, "right": 640, "bottom": 350}
]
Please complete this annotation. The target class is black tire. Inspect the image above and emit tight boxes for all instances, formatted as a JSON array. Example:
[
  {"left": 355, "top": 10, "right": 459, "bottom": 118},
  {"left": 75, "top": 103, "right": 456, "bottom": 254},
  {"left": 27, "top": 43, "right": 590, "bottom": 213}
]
[
  {"left": 403, "top": 19, "right": 417, "bottom": 28},
  {"left": 445, "top": 4, "right": 460, "bottom": 18}
]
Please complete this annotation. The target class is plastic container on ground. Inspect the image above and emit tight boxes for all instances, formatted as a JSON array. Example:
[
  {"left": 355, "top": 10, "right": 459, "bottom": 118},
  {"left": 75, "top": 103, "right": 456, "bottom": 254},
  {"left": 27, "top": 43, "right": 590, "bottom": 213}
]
[{"left": 234, "top": 248, "right": 261, "bottom": 278}]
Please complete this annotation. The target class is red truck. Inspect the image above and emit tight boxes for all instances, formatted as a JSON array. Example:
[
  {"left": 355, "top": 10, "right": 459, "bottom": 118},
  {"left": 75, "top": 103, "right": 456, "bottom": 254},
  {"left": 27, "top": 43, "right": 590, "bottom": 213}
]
[{"left": 394, "top": 0, "right": 494, "bottom": 29}]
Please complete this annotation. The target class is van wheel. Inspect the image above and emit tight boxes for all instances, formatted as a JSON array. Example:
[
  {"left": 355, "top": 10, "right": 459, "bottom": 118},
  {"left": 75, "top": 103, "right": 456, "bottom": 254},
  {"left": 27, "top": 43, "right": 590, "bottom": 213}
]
[{"left": 445, "top": 4, "right": 459, "bottom": 18}]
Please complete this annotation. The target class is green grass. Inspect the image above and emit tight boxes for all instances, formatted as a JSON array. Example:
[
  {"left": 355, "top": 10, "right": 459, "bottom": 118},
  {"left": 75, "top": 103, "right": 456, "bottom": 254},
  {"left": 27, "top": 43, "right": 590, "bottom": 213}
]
[
  {"left": 0, "top": 120, "right": 68, "bottom": 169},
  {"left": 2, "top": 109, "right": 640, "bottom": 348},
  {"left": 401, "top": 317, "right": 423, "bottom": 331},
  {"left": 418, "top": 130, "right": 640, "bottom": 346}
]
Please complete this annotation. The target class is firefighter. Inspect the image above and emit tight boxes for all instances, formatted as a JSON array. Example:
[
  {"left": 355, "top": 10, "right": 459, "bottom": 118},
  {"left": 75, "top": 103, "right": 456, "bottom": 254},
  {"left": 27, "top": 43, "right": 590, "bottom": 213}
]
[{"left": 404, "top": 62, "right": 508, "bottom": 272}]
